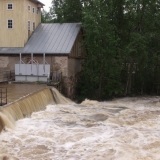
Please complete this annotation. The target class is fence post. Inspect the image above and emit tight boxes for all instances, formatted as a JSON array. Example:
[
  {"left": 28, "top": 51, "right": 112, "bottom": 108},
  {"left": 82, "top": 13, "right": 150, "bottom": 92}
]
[
  {"left": 0, "top": 88, "right": 1, "bottom": 106},
  {"left": 0, "top": 87, "right": 7, "bottom": 106},
  {"left": 6, "top": 87, "right": 7, "bottom": 104},
  {"left": 10, "top": 71, "right": 11, "bottom": 80}
]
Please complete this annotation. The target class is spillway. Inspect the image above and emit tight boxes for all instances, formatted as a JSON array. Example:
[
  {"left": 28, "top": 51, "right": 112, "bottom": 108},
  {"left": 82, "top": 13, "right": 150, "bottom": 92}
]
[{"left": 0, "top": 87, "right": 72, "bottom": 132}]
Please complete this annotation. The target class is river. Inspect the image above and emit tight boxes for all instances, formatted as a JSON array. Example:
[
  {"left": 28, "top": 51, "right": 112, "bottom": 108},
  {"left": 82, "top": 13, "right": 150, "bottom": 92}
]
[{"left": 0, "top": 96, "right": 160, "bottom": 160}]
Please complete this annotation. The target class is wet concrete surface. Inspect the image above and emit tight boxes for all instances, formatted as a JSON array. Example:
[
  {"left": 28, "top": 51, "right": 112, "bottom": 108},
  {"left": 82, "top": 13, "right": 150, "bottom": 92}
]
[{"left": 0, "top": 83, "right": 48, "bottom": 104}]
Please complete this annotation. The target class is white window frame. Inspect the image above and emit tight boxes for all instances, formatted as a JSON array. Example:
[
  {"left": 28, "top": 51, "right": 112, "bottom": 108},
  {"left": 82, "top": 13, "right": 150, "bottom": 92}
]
[
  {"left": 7, "top": 3, "right": 13, "bottom": 10},
  {"left": 33, "top": 7, "right": 35, "bottom": 13},
  {"left": 33, "top": 22, "right": 35, "bottom": 31},
  {"left": 28, "top": 20, "right": 30, "bottom": 31},
  {"left": 7, "top": 19, "right": 13, "bottom": 29},
  {"left": 28, "top": 5, "right": 31, "bottom": 12},
  {"left": 36, "top": 8, "right": 39, "bottom": 14}
]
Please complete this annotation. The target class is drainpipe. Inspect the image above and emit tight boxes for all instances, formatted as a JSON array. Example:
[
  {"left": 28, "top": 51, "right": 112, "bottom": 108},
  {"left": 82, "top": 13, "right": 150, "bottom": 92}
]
[{"left": 20, "top": 53, "right": 22, "bottom": 65}]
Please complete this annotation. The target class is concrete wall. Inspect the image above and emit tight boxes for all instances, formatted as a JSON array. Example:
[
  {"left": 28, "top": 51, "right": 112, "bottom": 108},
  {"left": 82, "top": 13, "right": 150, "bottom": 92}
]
[{"left": 0, "top": 0, "right": 42, "bottom": 47}]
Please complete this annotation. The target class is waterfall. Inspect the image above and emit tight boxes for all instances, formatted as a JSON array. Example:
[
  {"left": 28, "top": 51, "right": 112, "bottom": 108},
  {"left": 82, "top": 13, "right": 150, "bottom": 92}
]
[
  {"left": 51, "top": 87, "right": 74, "bottom": 104},
  {"left": 0, "top": 87, "right": 72, "bottom": 133}
]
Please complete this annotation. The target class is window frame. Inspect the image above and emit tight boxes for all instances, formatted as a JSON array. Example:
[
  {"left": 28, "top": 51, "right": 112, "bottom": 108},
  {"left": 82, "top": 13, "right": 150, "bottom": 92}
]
[
  {"left": 28, "top": 5, "right": 31, "bottom": 12},
  {"left": 28, "top": 20, "right": 30, "bottom": 31},
  {"left": 36, "top": 8, "right": 39, "bottom": 14},
  {"left": 33, "top": 7, "right": 35, "bottom": 13},
  {"left": 7, "top": 19, "right": 13, "bottom": 29},
  {"left": 7, "top": 3, "right": 13, "bottom": 10},
  {"left": 33, "top": 22, "right": 35, "bottom": 31}
]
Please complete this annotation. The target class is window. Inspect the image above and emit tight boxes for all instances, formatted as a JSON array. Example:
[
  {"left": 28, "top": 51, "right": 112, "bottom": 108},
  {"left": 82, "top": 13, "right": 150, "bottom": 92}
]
[
  {"left": 33, "top": 22, "right": 35, "bottom": 31},
  {"left": 33, "top": 7, "right": 34, "bottom": 13},
  {"left": 36, "top": 8, "right": 39, "bottom": 14},
  {"left": 28, "top": 5, "right": 31, "bottom": 11},
  {"left": 8, "top": 19, "right": 13, "bottom": 29},
  {"left": 28, "top": 21, "right": 30, "bottom": 31},
  {"left": 7, "top": 3, "right": 13, "bottom": 10}
]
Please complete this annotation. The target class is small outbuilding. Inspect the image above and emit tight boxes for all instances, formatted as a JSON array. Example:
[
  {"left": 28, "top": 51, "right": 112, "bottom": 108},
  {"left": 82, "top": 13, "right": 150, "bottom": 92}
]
[{"left": 0, "top": 23, "right": 86, "bottom": 97}]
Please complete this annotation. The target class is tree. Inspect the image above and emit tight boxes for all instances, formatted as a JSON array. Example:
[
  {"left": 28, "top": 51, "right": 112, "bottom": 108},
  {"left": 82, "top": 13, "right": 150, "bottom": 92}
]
[
  {"left": 77, "top": 0, "right": 160, "bottom": 100},
  {"left": 120, "top": 0, "right": 160, "bottom": 95},
  {"left": 50, "top": 0, "right": 83, "bottom": 22},
  {"left": 48, "top": 0, "right": 160, "bottom": 99},
  {"left": 77, "top": 0, "right": 122, "bottom": 100},
  {"left": 41, "top": 9, "right": 53, "bottom": 23}
]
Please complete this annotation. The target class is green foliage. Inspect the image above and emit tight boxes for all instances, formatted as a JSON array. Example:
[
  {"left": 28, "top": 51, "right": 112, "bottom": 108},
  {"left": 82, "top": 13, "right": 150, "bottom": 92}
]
[
  {"left": 76, "top": 0, "right": 123, "bottom": 100},
  {"left": 120, "top": 0, "right": 160, "bottom": 95},
  {"left": 49, "top": 0, "right": 160, "bottom": 99},
  {"left": 77, "top": 0, "right": 160, "bottom": 100},
  {"left": 41, "top": 9, "right": 53, "bottom": 23},
  {"left": 50, "top": 0, "right": 83, "bottom": 22}
]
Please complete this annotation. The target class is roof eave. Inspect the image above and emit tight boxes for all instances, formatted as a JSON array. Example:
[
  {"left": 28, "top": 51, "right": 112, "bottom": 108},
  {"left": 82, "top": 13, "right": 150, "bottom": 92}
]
[
  {"left": 0, "top": 52, "right": 70, "bottom": 55},
  {"left": 29, "top": 0, "right": 45, "bottom": 7}
]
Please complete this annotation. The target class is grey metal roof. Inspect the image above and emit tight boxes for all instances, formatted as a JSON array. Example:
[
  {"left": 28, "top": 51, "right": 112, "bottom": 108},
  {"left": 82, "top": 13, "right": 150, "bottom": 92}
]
[
  {"left": 29, "top": 0, "right": 45, "bottom": 6},
  {"left": 0, "top": 23, "right": 81, "bottom": 54}
]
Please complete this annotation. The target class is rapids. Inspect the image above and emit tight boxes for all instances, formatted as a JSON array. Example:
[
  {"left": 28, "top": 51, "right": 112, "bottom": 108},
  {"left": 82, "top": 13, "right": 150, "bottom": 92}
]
[{"left": 0, "top": 91, "right": 160, "bottom": 159}]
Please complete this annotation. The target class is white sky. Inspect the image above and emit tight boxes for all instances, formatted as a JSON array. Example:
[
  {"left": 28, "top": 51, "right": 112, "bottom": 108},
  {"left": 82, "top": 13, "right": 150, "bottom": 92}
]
[{"left": 40, "top": 0, "right": 52, "bottom": 11}]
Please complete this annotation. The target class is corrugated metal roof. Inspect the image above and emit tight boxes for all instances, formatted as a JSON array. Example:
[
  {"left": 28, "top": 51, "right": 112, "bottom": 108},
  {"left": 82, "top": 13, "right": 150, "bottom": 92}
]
[{"left": 0, "top": 23, "right": 81, "bottom": 54}]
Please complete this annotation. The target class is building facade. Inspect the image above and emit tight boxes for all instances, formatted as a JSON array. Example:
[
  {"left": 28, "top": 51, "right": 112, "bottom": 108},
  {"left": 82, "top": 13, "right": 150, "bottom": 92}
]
[
  {"left": 0, "top": 1, "right": 85, "bottom": 98},
  {"left": 0, "top": 0, "right": 43, "bottom": 47}
]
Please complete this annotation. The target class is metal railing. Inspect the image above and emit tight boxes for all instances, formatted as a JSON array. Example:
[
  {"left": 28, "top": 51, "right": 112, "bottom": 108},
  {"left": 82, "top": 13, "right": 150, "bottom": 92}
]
[
  {"left": 0, "top": 70, "right": 15, "bottom": 82},
  {"left": 0, "top": 87, "right": 7, "bottom": 106}
]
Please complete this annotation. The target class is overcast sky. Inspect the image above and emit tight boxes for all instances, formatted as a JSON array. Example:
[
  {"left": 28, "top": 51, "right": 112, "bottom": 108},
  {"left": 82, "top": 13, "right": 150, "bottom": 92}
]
[{"left": 40, "top": 0, "right": 52, "bottom": 11}]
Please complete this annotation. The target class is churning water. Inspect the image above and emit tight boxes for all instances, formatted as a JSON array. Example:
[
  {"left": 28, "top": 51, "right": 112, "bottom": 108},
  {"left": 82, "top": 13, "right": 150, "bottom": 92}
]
[{"left": 0, "top": 89, "right": 160, "bottom": 160}]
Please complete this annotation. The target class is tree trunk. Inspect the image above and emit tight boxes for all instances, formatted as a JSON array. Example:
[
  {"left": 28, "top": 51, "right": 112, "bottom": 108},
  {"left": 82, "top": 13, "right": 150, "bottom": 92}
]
[{"left": 124, "top": 61, "right": 134, "bottom": 96}]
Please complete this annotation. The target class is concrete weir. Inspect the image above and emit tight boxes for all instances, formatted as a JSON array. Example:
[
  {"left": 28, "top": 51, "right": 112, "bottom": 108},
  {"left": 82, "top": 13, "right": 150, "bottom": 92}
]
[{"left": 0, "top": 84, "right": 73, "bottom": 133}]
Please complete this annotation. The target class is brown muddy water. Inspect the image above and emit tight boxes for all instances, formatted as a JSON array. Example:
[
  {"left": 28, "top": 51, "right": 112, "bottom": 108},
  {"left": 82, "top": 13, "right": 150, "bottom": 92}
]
[
  {"left": 0, "top": 83, "right": 47, "bottom": 103},
  {"left": 0, "top": 84, "right": 160, "bottom": 160}
]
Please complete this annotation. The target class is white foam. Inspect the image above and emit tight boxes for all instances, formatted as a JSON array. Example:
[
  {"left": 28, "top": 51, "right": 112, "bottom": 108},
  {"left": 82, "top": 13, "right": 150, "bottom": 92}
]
[{"left": 0, "top": 97, "right": 160, "bottom": 159}]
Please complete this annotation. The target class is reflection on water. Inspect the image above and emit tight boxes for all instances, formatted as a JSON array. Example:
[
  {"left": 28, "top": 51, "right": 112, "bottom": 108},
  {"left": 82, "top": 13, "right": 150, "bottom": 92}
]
[{"left": 0, "top": 96, "right": 160, "bottom": 160}]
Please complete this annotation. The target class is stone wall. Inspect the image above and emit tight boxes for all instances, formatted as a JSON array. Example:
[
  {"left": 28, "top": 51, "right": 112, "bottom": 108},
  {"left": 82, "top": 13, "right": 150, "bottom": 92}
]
[
  {"left": 64, "top": 58, "right": 84, "bottom": 98},
  {"left": 0, "top": 55, "right": 19, "bottom": 72},
  {"left": 0, "top": 55, "right": 83, "bottom": 98},
  {"left": 0, "top": 57, "right": 9, "bottom": 68}
]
